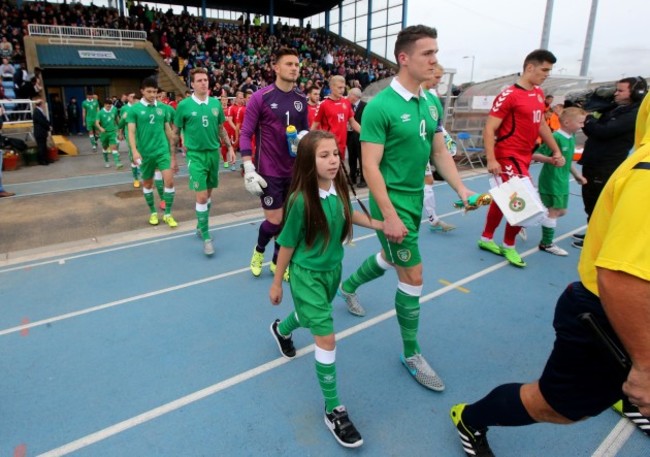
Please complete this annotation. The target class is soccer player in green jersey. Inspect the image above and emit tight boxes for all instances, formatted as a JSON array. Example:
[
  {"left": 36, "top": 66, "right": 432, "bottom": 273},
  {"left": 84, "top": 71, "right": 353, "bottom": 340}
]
[
  {"left": 338, "top": 25, "right": 474, "bottom": 391},
  {"left": 172, "top": 67, "right": 235, "bottom": 256},
  {"left": 532, "top": 107, "right": 587, "bottom": 256},
  {"left": 269, "top": 130, "right": 382, "bottom": 448},
  {"left": 154, "top": 90, "right": 177, "bottom": 207},
  {"left": 127, "top": 77, "right": 178, "bottom": 228},
  {"left": 95, "top": 98, "right": 122, "bottom": 169},
  {"left": 118, "top": 93, "right": 141, "bottom": 188},
  {"left": 82, "top": 91, "right": 99, "bottom": 152}
]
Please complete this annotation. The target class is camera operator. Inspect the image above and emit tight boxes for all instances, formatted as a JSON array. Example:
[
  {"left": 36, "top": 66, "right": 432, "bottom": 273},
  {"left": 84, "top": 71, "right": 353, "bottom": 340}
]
[{"left": 573, "top": 77, "right": 647, "bottom": 248}]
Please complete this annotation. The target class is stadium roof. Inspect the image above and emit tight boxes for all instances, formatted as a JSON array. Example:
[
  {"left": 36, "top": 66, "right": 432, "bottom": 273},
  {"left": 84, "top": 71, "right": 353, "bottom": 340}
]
[{"left": 180, "top": 0, "right": 340, "bottom": 21}]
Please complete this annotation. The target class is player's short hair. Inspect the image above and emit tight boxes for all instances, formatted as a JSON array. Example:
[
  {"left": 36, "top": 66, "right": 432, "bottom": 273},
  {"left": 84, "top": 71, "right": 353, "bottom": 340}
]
[
  {"left": 307, "top": 85, "right": 319, "bottom": 94},
  {"left": 273, "top": 47, "right": 298, "bottom": 64},
  {"left": 560, "top": 106, "right": 586, "bottom": 122},
  {"left": 329, "top": 75, "right": 345, "bottom": 86},
  {"left": 434, "top": 63, "right": 444, "bottom": 72},
  {"left": 141, "top": 76, "right": 158, "bottom": 90},
  {"left": 189, "top": 67, "right": 208, "bottom": 82},
  {"left": 104, "top": 98, "right": 112, "bottom": 105},
  {"left": 394, "top": 25, "right": 437, "bottom": 64},
  {"left": 523, "top": 49, "right": 557, "bottom": 69}
]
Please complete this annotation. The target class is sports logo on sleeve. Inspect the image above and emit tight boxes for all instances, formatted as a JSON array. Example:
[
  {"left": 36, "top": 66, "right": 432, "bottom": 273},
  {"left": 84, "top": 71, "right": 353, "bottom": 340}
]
[{"left": 492, "top": 89, "right": 513, "bottom": 113}]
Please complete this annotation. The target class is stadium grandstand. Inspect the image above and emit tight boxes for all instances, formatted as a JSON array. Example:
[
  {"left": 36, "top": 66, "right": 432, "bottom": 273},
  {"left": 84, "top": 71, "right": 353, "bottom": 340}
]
[{"left": 0, "top": 0, "right": 401, "bottom": 131}]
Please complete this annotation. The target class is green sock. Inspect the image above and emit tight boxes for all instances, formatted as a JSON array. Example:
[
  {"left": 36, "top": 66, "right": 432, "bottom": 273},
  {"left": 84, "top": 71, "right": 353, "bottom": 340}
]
[
  {"left": 278, "top": 311, "right": 300, "bottom": 336},
  {"left": 112, "top": 151, "right": 121, "bottom": 165},
  {"left": 90, "top": 135, "right": 97, "bottom": 147},
  {"left": 155, "top": 178, "right": 164, "bottom": 200},
  {"left": 102, "top": 151, "right": 109, "bottom": 163},
  {"left": 131, "top": 164, "right": 139, "bottom": 180},
  {"left": 342, "top": 254, "right": 386, "bottom": 293},
  {"left": 196, "top": 209, "right": 210, "bottom": 241},
  {"left": 541, "top": 226, "right": 555, "bottom": 245},
  {"left": 163, "top": 189, "right": 175, "bottom": 215},
  {"left": 316, "top": 360, "right": 340, "bottom": 413},
  {"left": 144, "top": 191, "right": 155, "bottom": 213},
  {"left": 395, "top": 289, "right": 421, "bottom": 357}
]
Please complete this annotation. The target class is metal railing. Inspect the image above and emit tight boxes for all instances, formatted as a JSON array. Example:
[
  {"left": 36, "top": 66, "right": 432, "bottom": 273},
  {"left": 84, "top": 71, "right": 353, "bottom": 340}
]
[
  {"left": 0, "top": 99, "right": 40, "bottom": 142},
  {"left": 28, "top": 24, "right": 147, "bottom": 47}
]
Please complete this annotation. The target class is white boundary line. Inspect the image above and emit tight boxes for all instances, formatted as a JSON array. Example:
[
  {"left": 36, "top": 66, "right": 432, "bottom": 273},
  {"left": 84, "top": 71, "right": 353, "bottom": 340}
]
[
  {"left": 36, "top": 230, "right": 595, "bottom": 456},
  {"left": 592, "top": 418, "right": 635, "bottom": 456},
  {"left": 0, "top": 265, "right": 251, "bottom": 336},
  {"left": 1, "top": 171, "right": 492, "bottom": 272},
  {"left": 0, "top": 211, "right": 461, "bottom": 336}
]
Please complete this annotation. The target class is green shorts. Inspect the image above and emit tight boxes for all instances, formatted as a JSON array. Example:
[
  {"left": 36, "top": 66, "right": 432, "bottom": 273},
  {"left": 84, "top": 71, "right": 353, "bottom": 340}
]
[
  {"left": 86, "top": 120, "right": 97, "bottom": 132},
  {"left": 540, "top": 193, "right": 569, "bottom": 210},
  {"left": 99, "top": 131, "right": 117, "bottom": 149},
  {"left": 370, "top": 191, "right": 422, "bottom": 267},
  {"left": 289, "top": 263, "right": 342, "bottom": 336},
  {"left": 187, "top": 150, "right": 220, "bottom": 192},
  {"left": 140, "top": 149, "right": 171, "bottom": 180}
]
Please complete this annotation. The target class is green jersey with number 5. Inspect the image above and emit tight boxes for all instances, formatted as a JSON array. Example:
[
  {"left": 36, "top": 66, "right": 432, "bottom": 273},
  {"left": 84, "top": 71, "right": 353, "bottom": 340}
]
[{"left": 174, "top": 95, "right": 226, "bottom": 152}]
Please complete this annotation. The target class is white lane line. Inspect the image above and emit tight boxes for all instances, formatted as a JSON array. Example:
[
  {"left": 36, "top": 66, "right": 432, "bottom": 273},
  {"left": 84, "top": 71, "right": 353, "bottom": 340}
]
[
  {"left": 0, "top": 266, "right": 250, "bottom": 336},
  {"left": 592, "top": 418, "right": 635, "bottom": 456},
  {"left": 0, "top": 208, "right": 467, "bottom": 336},
  {"left": 0, "top": 222, "right": 586, "bottom": 337},
  {"left": 0, "top": 218, "right": 265, "bottom": 274},
  {"left": 37, "top": 356, "right": 293, "bottom": 457},
  {"left": 36, "top": 227, "right": 585, "bottom": 456},
  {"left": 1, "top": 171, "right": 490, "bottom": 274}
]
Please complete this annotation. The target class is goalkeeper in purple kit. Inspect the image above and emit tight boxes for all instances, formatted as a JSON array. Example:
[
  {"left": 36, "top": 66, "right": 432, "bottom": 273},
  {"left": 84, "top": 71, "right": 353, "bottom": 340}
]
[{"left": 239, "top": 47, "right": 309, "bottom": 279}]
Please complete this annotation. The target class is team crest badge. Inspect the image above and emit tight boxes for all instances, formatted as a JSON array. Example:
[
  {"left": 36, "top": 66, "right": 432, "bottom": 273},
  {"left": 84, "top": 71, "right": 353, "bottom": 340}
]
[
  {"left": 264, "top": 196, "right": 274, "bottom": 207},
  {"left": 509, "top": 193, "right": 525, "bottom": 212},
  {"left": 294, "top": 101, "right": 303, "bottom": 112},
  {"left": 397, "top": 249, "right": 411, "bottom": 263},
  {"left": 212, "top": 108, "right": 219, "bottom": 117},
  {"left": 537, "top": 94, "right": 544, "bottom": 103},
  {"left": 156, "top": 108, "right": 163, "bottom": 116},
  {"left": 429, "top": 106, "right": 439, "bottom": 121}
]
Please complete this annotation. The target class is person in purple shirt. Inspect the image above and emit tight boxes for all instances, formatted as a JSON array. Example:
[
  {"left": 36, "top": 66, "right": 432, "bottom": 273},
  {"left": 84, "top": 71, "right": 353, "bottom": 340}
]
[{"left": 240, "top": 47, "right": 309, "bottom": 279}]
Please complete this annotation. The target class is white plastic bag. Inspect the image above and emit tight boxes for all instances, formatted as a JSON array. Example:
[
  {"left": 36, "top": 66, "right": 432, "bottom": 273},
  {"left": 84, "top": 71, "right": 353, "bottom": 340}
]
[{"left": 489, "top": 176, "right": 546, "bottom": 227}]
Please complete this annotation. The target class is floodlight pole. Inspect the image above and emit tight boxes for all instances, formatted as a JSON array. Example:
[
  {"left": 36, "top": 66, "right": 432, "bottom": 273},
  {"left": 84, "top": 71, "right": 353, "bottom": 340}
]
[
  {"left": 580, "top": 0, "right": 599, "bottom": 77},
  {"left": 540, "top": 0, "right": 554, "bottom": 49}
]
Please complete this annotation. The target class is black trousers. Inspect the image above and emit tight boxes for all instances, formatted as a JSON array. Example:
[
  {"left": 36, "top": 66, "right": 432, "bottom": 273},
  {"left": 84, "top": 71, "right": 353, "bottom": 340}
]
[
  {"left": 581, "top": 166, "right": 616, "bottom": 220},
  {"left": 347, "top": 131, "right": 363, "bottom": 182},
  {"left": 36, "top": 136, "right": 48, "bottom": 164}
]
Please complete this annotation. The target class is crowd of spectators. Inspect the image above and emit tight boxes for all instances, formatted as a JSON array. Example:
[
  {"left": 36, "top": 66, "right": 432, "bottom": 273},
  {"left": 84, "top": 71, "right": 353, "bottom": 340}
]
[{"left": 0, "top": 0, "right": 395, "bottom": 101}]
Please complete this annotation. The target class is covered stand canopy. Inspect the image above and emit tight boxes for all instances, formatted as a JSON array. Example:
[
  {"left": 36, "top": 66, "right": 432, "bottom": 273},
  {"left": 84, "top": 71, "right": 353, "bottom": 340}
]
[
  {"left": 179, "top": 0, "right": 341, "bottom": 20},
  {"left": 452, "top": 74, "right": 591, "bottom": 133}
]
